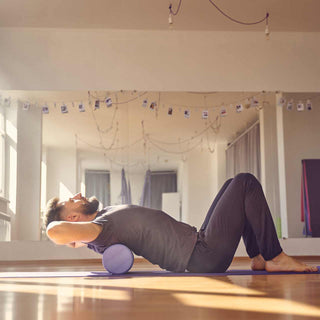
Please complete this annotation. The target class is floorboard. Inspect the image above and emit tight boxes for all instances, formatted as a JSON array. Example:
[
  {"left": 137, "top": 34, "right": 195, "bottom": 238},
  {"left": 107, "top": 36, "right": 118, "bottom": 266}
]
[{"left": 0, "top": 257, "right": 319, "bottom": 320}]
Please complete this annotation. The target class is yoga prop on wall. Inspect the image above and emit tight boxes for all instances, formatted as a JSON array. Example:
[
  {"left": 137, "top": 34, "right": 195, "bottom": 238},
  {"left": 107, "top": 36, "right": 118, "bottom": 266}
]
[{"left": 301, "top": 159, "right": 320, "bottom": 237}]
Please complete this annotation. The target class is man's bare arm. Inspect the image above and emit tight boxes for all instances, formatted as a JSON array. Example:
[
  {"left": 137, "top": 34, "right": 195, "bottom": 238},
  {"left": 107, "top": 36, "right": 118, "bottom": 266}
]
[{"left": 46, "top": 221, "right": 102, "bottom": 245}]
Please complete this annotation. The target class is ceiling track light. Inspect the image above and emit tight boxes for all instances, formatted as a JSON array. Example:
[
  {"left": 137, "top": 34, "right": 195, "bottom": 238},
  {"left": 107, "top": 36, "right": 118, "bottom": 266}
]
[
  {"left": 265, "top": 12, "right": 270, "bottom": 40},
  {"left": 168, "top": 0, "right": 182, "bottom": 27}
]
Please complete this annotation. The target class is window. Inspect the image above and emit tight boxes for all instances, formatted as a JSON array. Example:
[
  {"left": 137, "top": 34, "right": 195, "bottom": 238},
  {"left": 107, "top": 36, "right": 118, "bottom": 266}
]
[
  {"left": 0, "top": 105, "right": 5, "bottom": 197},
  {"left": 150, "top": 171, "right": 177, "bottom": 210},
  {"left": 85, "top": 170, "right": 111, "bottom": 208},
  {"left": 0, "top": 213, "right": 10, "bottom": 241}
]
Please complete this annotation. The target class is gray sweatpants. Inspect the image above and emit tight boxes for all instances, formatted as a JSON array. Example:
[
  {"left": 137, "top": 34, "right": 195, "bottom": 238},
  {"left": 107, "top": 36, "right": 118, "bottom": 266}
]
[{"left": 187, "top": 173, "right": 283, "bottom": 273}]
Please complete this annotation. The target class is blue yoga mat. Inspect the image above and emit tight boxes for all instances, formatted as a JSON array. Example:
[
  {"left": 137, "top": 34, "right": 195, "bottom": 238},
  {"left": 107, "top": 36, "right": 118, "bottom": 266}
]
[{"left": 0, "top": 267, "right": 319, "bottom": 278}]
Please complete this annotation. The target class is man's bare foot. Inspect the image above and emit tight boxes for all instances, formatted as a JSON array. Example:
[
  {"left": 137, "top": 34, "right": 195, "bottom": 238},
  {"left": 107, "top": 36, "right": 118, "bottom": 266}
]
[
  {"left": 265, "top": 252, "right": 319, "bottom": 272},
  {"left": 251, "top": 254, "right": 266, "bottom": 270}
]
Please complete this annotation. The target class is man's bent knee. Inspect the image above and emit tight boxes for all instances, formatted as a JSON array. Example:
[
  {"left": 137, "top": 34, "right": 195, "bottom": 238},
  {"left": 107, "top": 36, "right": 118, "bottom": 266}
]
[{"left": 233, "top": 172, "right": 256, "bottom": 181}]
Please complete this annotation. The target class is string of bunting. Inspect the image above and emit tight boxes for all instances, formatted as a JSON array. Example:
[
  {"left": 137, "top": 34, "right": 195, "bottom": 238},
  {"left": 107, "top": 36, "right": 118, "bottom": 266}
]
[
  {"left": 0, "top": 92, "right": 316, "bottom": 118},
  {"left": 0, "top": 91, "right": 317, "bottom": 168},
  {"left": 277, "top": 97, "right": 313, "bottom": 111}
]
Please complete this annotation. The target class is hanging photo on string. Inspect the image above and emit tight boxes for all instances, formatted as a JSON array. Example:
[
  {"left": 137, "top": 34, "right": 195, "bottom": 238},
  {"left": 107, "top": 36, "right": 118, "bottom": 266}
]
[
  {"left": 250, "top": 97, "right": 260, "bottom": 108},
  {"left": 184, "top": 110, "right": 190, "bottom": 119},
  {"left": 42, "top": 105, "right": 49, "bottom": 114},
  {"left": 3, "top": 97, "right": 11, "bottom": 108},
  {"left": 94, "top": 100, "right": 100, "bottom": 110},
  {"left": 79, "top": 103, "right": 85, "bottom": 112},
  {"left": 23, "top": 102, "right": 30, "bottom": 111},
  {"left": 106, "top": 97, "right": 112, "bottom": 107},
  {"left": 61, "top": 104, "right": 68, "bottom": 114},
  {"left": 306, "top": 99, "right": 312, "bottom": 111},
  {"left": 297, "top": 101, "right": 304, "bottom": 112},
  {"left": 287, "top": 100, "right": 293, "bottom": 111},
  {"left": 168, "top": 107, "right": 173, "bottom": 115},
  {"left": 202, "top": 110, "right": 209, "bottom": 119},
  {"left": 150, "top": 102, "right": 156, "bottom": 110},
  {"left": 220, "top": 106, "right": 227, "bottom": 117},
  {"left": 142, "top": 99, "right": 148, "bottom": 108},
  {"left": 278, "top": 97, "right": 286, "bottom": 107},
  {"left": 244, "top": 98, "right": 251, "bottom": 109},
  {"left": 236, "top": 104, "right": 243, "bottom": 113}
]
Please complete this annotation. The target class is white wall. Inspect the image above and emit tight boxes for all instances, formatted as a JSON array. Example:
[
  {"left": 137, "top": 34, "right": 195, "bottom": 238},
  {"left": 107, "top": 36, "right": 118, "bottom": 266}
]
[
  {"left": 181, "top": 147, "right": 216, "bottom": 229},
  {"left": 46, "top": 146, "right": 77, "bottom": 201},
  {"left": 0, "top": 28, "right": 320, "bottom": 92},
  {"left": 282, "top": 93, "right": 320, "bottom": 237},
  {"left": 0, "top": 240, "right": 100, "bottom": 261}
]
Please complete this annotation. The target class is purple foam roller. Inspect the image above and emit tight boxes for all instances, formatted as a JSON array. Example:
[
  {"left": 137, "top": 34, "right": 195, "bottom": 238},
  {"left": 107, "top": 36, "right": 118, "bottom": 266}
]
[{"left": 102, "top": 244, "right": 134, "bottom": 274}]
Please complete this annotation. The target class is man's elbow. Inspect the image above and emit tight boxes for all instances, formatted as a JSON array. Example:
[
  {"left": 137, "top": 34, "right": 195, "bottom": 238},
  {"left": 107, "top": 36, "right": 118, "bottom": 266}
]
[{"left": 46, "top": 222, "right": 66, "bottom": 244}]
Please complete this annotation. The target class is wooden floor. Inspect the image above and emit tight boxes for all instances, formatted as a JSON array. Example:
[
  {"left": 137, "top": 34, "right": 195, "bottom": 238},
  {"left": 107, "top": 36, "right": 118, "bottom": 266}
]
[{"left": 0, "top": 257, "right": 319, "bottom": 320}]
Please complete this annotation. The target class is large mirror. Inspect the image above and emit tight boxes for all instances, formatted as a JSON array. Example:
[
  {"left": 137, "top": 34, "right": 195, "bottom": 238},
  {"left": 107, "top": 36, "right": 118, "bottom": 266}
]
[{"left": 0, "top": 90, "right": 319, "bottom": 245}]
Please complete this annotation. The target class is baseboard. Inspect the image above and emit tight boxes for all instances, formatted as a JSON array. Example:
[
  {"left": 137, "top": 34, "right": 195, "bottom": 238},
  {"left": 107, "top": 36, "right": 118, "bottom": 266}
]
[
  {"left": 0, "top": 257, "right": 152, "bottom": 266},
  {"left": 0, "top": 238, "right": 319, "bottom": 261},
  {"left": 235, "top": 237, "right": 320, "bottom": 257}
]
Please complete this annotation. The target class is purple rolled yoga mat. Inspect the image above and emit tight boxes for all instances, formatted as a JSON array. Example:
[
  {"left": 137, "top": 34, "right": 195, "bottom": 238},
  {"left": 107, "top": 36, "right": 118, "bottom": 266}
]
[{"left": 102, "top": 244, "right": 134, "bottom": 274}]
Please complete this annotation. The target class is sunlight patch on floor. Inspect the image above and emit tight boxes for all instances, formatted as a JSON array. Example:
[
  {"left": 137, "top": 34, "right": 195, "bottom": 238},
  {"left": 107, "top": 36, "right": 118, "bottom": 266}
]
[
  {"left": 0, "top": 276, "right": 264, "bottom": 296},
  {"left": 0, "top": 283, "right": 131, "bottom": 301},
  {"left": 173, "top": 292, "right": 320, "bottom": 317}
]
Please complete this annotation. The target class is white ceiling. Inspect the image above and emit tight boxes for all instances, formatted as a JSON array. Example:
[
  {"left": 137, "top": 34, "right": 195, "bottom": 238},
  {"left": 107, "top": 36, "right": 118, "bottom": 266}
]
[
  {"left": 41, "top": 91, "right": 260, "bottom": 148},
  {"left": 0, "top": 0, "right": 320, "bottom": 31},
  {"left": 2, "top": 90, "right": 262, "bottom": 168}
]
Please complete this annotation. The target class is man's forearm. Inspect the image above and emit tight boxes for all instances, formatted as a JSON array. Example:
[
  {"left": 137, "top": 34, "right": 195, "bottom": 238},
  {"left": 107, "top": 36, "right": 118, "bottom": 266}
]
[{"left": 46, "top": 221, "right": 102, "bottom": 245}]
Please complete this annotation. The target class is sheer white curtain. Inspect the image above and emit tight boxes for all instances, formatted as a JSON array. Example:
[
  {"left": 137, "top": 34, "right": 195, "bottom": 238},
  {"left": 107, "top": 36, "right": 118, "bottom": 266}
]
[{"left": 226, "top": 122, "right": 261, "bottom": 180}]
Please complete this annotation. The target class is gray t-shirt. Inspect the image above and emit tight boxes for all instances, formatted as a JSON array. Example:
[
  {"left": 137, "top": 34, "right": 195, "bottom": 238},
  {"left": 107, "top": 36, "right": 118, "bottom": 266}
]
[{"left": 87, "top": 205, "right": 198, "bottom": 272}]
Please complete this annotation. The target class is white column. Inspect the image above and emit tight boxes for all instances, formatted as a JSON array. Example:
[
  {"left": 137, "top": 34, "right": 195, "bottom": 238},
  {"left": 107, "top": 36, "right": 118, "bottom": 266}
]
[
  {"left": 259, "top": 93, "right": 282, "bottom": 237},
  {"left": 276, "top": 93, "right": 288, "bottom": 238},
  {"left": 259, "top": 109, "right": 266, "bottom": 192},
  {"left": 13, "top": 103, "right": 42, "bottom": 241}
]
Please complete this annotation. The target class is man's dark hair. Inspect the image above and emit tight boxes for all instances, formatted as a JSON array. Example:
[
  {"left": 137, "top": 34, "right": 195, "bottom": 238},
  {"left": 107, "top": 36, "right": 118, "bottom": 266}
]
[
  {"left": 44, "top": 196, "right": 100, "bottom": 228},
  {"left": 44, "top": 197, "right": 63, "bottom": 228},
  {"left": 82, "top": 197, "right": 100, "bottom": 216}
]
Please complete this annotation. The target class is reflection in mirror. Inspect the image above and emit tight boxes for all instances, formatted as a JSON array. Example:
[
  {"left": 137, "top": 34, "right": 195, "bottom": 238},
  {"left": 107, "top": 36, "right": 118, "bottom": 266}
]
[
  {"left": 39, "top": 90, "right": 260, "bottom": 240},
  {"left": 0, "top": 90, "right": 319, "bottom": 242}
]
